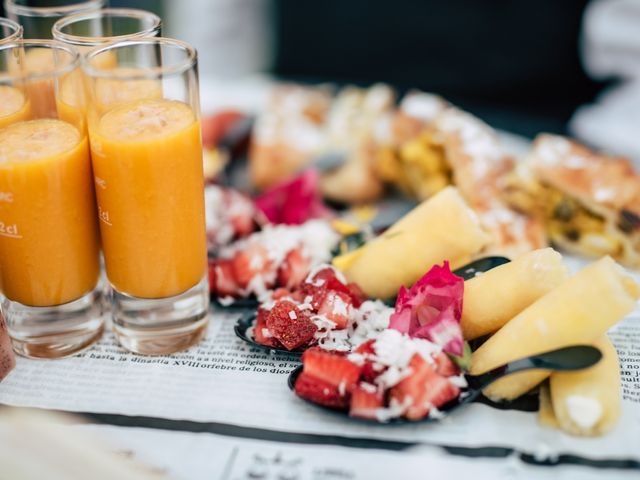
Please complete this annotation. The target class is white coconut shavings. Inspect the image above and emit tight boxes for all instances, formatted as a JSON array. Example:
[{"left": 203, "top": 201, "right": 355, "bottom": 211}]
[
  {"left": 304, "top": 263, "right": 347, "bottom": 286},
  {"left": 217, "top": 296, "right": 236, "bottom": 307},
  {"left": 360, "top": 382, "right": 378, "bottom": 394},
  {"left": 437, "top": 108, "right": 503, "bottom": 161},
  {"left": 288, "top": 310, "right": 297, "bottom": 320},
  {"left": 347, "top": 352, "right": 365, "bottom": 366},
  {"left": 315, "top": 300, "right": 393, "bottom": 352},
  {"left": 261, "top": 328, "right": 273, "bottom": 339},
  {"left": 449, "top": 374, "right": 468, "bottom": 389},
  {"left": 374, "top": 397, "right": 412, "bottom": 423},
  {"left": 535, "top": 135, "right": 571, "bottom": 166},
  {"left": 400, "top": 92, "right": 446, "bottom": 122}
]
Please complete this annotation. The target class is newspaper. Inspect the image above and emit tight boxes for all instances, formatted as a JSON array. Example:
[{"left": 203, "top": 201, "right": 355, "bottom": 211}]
[
  {"left": 1, "top": 301, "right": 639, "bottom": 465},
  {"left": 70, "top": 423, "right": 640, "bottom": 480}
]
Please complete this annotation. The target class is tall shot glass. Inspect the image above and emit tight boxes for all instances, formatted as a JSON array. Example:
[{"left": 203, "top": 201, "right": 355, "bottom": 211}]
[
  {"left": 3, "top": 0, "right": 104, "bottom": 39},
  {"left": 0, "top": 17, "right": 22, "bottom": 44},
  {"left": 83, "top": 38, "right": 209, "bottom": 355},
  {"left": 0, "top": 40, "right": 104, "bottom": 358},
  {"left": 52, "top": 8, "right": 161, "bottom": 54}
]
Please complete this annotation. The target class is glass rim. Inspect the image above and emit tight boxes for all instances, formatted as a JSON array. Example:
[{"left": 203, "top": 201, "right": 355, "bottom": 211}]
[
  {"left": 82, "top": 36, "right": 197, "bottom": 81},
  {"left": 3, "top": 0, "right": 104, "bottom": 19},
  {"left": 0, "top": 17, "right": 22, "bottom": 43},
  {"left": 0, "top": 39, "right": 80, "bottom": 82},
  {"left": 52, "top": 8, "right": 162, "bottom": 47}
]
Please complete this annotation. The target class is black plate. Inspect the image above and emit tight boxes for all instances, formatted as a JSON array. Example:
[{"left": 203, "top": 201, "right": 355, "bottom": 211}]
[
  {"left": 212, "top": 296, "right": 259, "bottom": 310},
  {"left": 287, "top": 365, "right": 477, "bottom": 424},
  {"left": 233, "top": 256, "right": 512, "bottom": 353},
  {"left": 234, "top": 310, "right": 304, "bottom": 357}
]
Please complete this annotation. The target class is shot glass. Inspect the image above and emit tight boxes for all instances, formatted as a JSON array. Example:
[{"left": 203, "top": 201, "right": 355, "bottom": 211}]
[
  {"left": 0, "top": 17, "right": 22, "bottom": 44},
  {"left": 52, "top": 8, "right": 161, "bottom": 52},
  {"left": 83, "top": 37, "right": 209, "bottom": 355},
  {"left": 0, "top": 40, "right": 104, "bottom": 358},
  {"left": 3, "top": 0, "right": 104, "bottom": 39}
]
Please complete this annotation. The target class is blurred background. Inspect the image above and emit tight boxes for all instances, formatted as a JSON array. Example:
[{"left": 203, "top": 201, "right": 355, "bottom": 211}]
[{"left": 3, "top": 0, "right": 636, "bottom": 157}]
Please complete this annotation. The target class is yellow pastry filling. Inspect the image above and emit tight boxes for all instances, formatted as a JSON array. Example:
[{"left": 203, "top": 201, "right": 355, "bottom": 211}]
[{"left": 377, "top": 132, "right": 451, "bottom": 200}]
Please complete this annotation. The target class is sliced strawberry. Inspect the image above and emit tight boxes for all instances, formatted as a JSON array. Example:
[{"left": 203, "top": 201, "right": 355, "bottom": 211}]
[
  {"left": 277, "top": 247, "right": 311, "bottom": 290},
  {"left": 317, "top": 290, "right": 352, "bottom": 329},
  {"left": 253, "top": 308, "right": 280, "bottom": 348},
  {"left": 232, "top": 243, "right": 273, "bottom": 288},
  {"left": 211, "top": 259, "right": 240, "bottom": 297},
  {"left": 355, "top": 339, "right": 375, "bottom": 355},
  {"left": 271, "top": 288, "right": 292, "bottom": 300},
  {"left": 230, "top": 213, "right": 255, "bottom": 238},
  {"left": 265, "top": 300, "right": 316, "bottom": 350},
  {"left": 294, "top": 372, "right": 348, "bottom": 410},
  {"left": 349, "top": 385, "right": 384, "bottom": 420},
  {"left": 307, "top": 267, "right": 338, "bottom": 286},
  {"left": 422, "top": 374, "right": 460, "bottom": 410},
  {"left": 390, "top": 354, "right": 437, "bottom": 420},
  {"left": 302, "top": 347, "right": 362, "bottom": 393},
  {"left": 433, "top": 352, "right": 460, "bottom": 377},
  {"left": 346, "top": 282, "right": 367, "bottom": 307}
]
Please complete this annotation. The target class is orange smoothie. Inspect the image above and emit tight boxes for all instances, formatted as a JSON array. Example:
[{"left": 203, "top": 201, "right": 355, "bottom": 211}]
[
  {"left": 0, "top": 86, "right": 32, "bottom": 129},
  {"left": 0, "top": 120, "right": 100, "bottom": 306},
  {"left": 89, "top": 99, "right": 207, "bottom": 299}
]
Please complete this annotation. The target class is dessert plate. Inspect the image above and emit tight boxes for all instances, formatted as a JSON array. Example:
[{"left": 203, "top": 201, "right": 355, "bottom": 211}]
[
  {"left": 234, "top": 256, "right": 511, "bottom": 355},
  {"left": 288, "top": 345, "right": 602, "bottom": 424}
]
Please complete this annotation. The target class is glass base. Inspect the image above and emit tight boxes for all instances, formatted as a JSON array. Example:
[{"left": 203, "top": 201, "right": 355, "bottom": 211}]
[
  {"left": 111, "top": 275, "right": 209, "bottom": 355},
  {"left": 4, "top": 289, "right": 106, "bottom": 359}
]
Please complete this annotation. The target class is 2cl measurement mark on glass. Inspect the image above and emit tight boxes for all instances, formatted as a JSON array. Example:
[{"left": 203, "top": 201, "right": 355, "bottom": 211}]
[
  {"left": 0, "top": 222, "right": 22, "bottom": 239},
  {"left": 98, "top": 206, "right": 112, "bottom": 226},
  {"left": 95, "top": 176, "right": 107, "bottom": 190}
]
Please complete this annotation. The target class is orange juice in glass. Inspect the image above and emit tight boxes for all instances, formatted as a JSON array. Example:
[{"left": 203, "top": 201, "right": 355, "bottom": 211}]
[
  {"left": 84, "top": 38, "right": 209, "bottom": 355},
  {"left": 0, "top": 41, "right": 104, "bottom": 359}
]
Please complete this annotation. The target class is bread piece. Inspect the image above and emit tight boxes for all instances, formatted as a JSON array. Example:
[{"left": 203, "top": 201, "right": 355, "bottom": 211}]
[
  {"left": 471, "top": 256, "right": 639, "bottom": 401},
  {"left": 461, "top": 248, "right": 569, "bottom": 340},
  {"left": 341, "top": 187, "right": 488, "bottom": 299},
  {"left": 504, "top": 134, "right": 640, "bottom": 267}
]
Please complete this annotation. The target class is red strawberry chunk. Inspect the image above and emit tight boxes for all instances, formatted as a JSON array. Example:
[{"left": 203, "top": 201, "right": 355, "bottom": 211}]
[
  {"left": 232, "top": 244, "right": 273, "bottom": 288},
  {"left": 253, "top": 308, "right": 280, "bottom": 348},
  {"left": 360, "top": 361, "right": 384, "bottom": 384},
  {"left": 277, "top": 247, "right": 311, "bottom": 290},
  {"left": 210, "top": 259, "right": 240, "bottom": 297},
  {"left": 308, "top": 267, "right": 338, "bottom": 286},
  {"left": 422, "top": 374, "right": 460, "bottom": 410},
  {"left": 302, "top": 347, "right": 362, "bottom": 393},
  {"left": 317, "top": 290, "right": 352, "bottom": 329},
  {"left": 350, "top": 385, "right": 384, "bottom": 420},
  {"left": 271, "top": 288, "right": 291, "bottom": 300},
  {"left": 390, "top": 354, "right": 438, "bottom": 420},
  {"left": 346, "top": 282, "right": 367, "bottom": 307},
  {"left": 355, "top": 339, "right": 375, "bottom": 355},
  {"left": 294, "top": 372, "right": 348, "bottom": 410},
  {"left": 266, "top": 300, "right": 316, "bottom": 350},
  {"left": 434, "top": 352, "right": 460, "bottom": 377}
]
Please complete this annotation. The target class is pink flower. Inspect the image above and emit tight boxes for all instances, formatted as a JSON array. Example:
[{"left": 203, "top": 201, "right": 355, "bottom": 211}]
[
  {"left": 389, "top": 262, "right": 465, "bottom": 356},
  {"left": 254, "top": 170, "right": 333, "bottom": 225}
]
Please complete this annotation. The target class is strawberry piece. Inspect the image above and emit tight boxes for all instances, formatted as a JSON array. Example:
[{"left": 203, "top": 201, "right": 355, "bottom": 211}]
[
  {"left": 232, "top": 243, "right": 273, "bottom": 288},
  {"left": 302, "top": 347, "right": 362, "bottom": 393},
  {"left": 294, "top": 372, "right": 348, "bottom": 409},
  {"left": 433, "top": 352, "right": 460, "bottom": 377},
  {"left": 349, "top": 385, "right": 384, "bottom": 419},
  {"left": 211, "top": 259, "right": 240, "bottom": 297},
  {"left": 422, "top": 374, "right": 460, "bottom": 410},
  {"left": 271, "top": 288, "right": 292, "bottom": 300},
  {"left": 317, "top": 290, "right": 352, "bottom": 329},
  {"left": 266, "top": 300, "right": 316, "bottom": 350},
  {"left": 277, "top": 247, "right": 311, "bottom": 290},
  {"left": 355, "top": 339, "right": 375, "bottom": 355},
  {"left": 390, "top": 354, "right": 438, "bottom": 420},
  {"left": 201, "top": 110, "right": 244, "bottom": 148},
  {"left": 253, "top": 308, "right": 281, "bottom": 348},
  {"left": 308, "top": 266, "right": 339, "bottom": 286},
  {"left": 346, "top": 282, "right": 367, "bottom": 308},
  {"left": 230, "top": 213, "right": 255, "bottom": 238}
]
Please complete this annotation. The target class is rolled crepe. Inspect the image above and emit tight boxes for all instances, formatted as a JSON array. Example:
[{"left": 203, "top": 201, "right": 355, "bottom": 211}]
[
  {"left": 341, "top": 187, "right": 488, "bottom": 299},
  {"left": 461, "top": 248, "right": 569, "bottom": 340},
  {"left": 546, "top": 335, "right": 621, "bottom": 436},
  {"left": 471, "top": 256, "right": 639, "bottom": 401},
  {"left": 0, "top": 315, "right": 15, "bottom": 382}
]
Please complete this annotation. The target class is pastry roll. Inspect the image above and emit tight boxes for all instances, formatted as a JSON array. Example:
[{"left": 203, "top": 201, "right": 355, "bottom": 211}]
[
  {"left": 471, "top": 256, "right": 639, "bottom": 401},
  {"left": 545, "top": 335, "right": 621, "bottom": 436},
  {"left": 340, "top": 187, "right": 488, "bottom": 299},
  {"left": 461, "top": 248, "right": 568, "bottom": 340}
]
